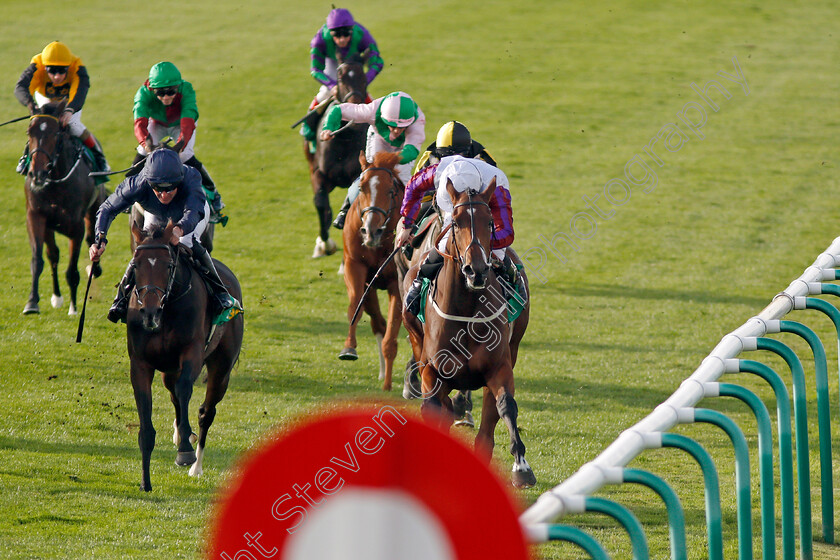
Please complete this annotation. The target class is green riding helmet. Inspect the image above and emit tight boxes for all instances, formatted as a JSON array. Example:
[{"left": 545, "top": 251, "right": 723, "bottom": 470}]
[{"left": 148, "top": 61, "right": 182, "bottom": 89}]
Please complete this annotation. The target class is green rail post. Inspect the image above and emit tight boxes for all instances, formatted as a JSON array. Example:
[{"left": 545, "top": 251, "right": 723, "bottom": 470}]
[
  {"left": 716, "top": 383, "right": 775, "bottom": 560},
  {"left": 623, "top": 468, "right": 687, "bottom": 560},
  {"left": 661, "top": 432, "right": 724, "bottom": 560},
  {"left": 754, "top": 337, "right": 813, "bottom": 560},
  {"left": 545, "top": 524, "right": 610, "bottom": 559},
  {"left": 585, "top": 496, "right": 650, "bottom": 560},
  {"left": 779, "top": 317, "right": 834, "bottom": 545},
  {"left": 733, "top": 359, "right": 795, "bottom": 560},
  {"left": 694, "top": 408, "right": 753, "bottom": 560}
]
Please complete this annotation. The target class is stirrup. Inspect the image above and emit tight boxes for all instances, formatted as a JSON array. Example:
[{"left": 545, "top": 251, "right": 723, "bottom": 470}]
[
  {"left": 404, "top": 279, "right": 423, "bottom": 316},
  {"left": 16, "top": 155, "right": 27, "bottom": 175},
  {"left": 213, "top": 296, "right": 243, "bottom": 325},
  {"left": 209, "top": 210, "right": 229, "bottom": 227}
]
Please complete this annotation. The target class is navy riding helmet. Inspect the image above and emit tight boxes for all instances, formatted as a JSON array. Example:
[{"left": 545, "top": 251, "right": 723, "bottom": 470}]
[{"left": 143, "top": 149, "right": 184, "bottom": 191}]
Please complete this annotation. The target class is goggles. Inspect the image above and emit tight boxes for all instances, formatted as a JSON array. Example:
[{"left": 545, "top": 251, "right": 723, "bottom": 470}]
[
  {"left": 330, "top": 26, "right": 352, "bottom": 37},
  {"left": 46, "top": 66, "right": 69, "bottom": 75},
  {"left": 151, "top": 181, "right": 178, "bottom": 193},
  {"left": 153, "top": 87, "right": 178, "bottom": 98}
]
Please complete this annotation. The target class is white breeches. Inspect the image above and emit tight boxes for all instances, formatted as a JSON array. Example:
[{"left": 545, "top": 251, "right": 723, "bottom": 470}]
[
  {"left": 34, "top": 92, "right": 85, "bottom": 136},
  {"left": 136, "top": 122, "right": 197, "bottom": 161},
  {"left": 142, "top": 201, "right": 209, "bottom": 249}
]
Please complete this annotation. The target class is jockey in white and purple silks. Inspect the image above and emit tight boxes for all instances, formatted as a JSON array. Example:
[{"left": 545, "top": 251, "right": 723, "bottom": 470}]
[
  {"left": 322, "top": 91, "right": 426, "bottom": 229},
  {"left": 396, "top": 156, "right": 524, "bottom": 316},
  {"left": 300, "top": 8, "right": 384, "bottom": 149}
]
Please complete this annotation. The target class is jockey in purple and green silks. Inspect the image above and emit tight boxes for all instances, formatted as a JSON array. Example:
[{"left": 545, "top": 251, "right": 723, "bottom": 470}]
[
  {"left": 320, "top": 91, "right": 426, "bottom": 229},
  {"left": 300, "top": 8, "right": 383, "bottom": 148}
]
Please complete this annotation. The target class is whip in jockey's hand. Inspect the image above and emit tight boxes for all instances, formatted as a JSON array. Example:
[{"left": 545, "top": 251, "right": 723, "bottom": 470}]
[
  {"left": 89, "top": 239, "right": 107, "bottom": 262},
  {"left": 396, "top": 226, "right": 413, "bottom": 248}
]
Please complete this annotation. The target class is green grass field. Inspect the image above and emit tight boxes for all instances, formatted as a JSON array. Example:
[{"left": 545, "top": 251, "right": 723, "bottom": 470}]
[{"left": 1, "top": 1, "right": 839, "bottom": 558}]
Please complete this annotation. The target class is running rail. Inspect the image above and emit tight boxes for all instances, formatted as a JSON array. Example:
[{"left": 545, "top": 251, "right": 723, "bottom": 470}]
[{"left": 521, "top": 236, "right": 840, "bottom": 538}]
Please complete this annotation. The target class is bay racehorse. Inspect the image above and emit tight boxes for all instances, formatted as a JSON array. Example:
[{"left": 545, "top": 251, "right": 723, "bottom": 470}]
[
  {"left": 130, "top": 202, "right": 214, "bottom": 253},
  {"left": 340, "top": 151, "right": 404, "bottom": 391},
  {"left": 22, "top": 100, "right": 105, "bottom": 314},
  {"left": 127, "top": 221, "right": 243, "bottom": 491},
  {"left": 305, "top": 54, "right": 368, "bottom": 258},
  {"left": 402, "top": 179, "right": 535, "bottom": 488}
]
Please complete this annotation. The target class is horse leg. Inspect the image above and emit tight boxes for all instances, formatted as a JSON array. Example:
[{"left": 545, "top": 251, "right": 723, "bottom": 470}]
[
  {"left": 130, "top": 359, "right": 156, "bottom": 492},
  {"left": 165, "top": 356, "right": 200, "bottom": 467},
  {"left": 340, "top": 259, "right": 367, "bottom": 360},
  {"left": 362, "top": 288, "right": 387, "bottom": 384},
  {"left": 64, "top": 232, "right": 83, "bottom": 315},
  {"left": 190, "top": 354, "right": 233, "bottom": 477},
  {"left": 311, "top": 173, "right": 332, "bottom": 244},
  {"left": 24, "top": 211, "right": 46, "bottom": 314},
  {"left": 43, "top": 228, "right": 63, "bottom": 310},
  {"left": 419, "top": 364, "right": 453, "bottom": 430},
  {"left": 488, "top": 375, "right": 536, "bottom": 488},
  {"left": 377, "top": 286, "right": 402, "bottom": 392},
  {"left": 453, "top": 390, "right": 475, "bottom": 427}
]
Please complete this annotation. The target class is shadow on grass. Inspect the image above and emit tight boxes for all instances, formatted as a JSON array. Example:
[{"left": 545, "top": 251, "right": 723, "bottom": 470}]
[
  {"left": 565, "top": 283, "right": 770, "bottom": 309},
  {"left": 517, "top": 377, "right": 674, "bottom": 413}
]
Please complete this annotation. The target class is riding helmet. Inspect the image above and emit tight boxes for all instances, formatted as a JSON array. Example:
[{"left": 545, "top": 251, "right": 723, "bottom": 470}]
[
  {"left": 440, "top": 158, "right": 483, "bottom": 194},
  {"left": 435, "top": 121, "right": 472, "bottom": 156},
  {"left": 326, "top": 8, "right": 355, "bottom": 29},
  {"left": 379, "top": 92, "right": 418, "bottom": 128},
  {"left": 142, "top": 149, "right": 184, "bottom": 188},
  {"left": 41, "top": 41, "right": 73, "bottom": 66},
  {"left": 148, "top": 62, "right": 182, "bottom": 89}
]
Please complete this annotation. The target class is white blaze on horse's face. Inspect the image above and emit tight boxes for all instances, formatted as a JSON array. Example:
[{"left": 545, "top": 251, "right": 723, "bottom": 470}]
[
  {"left": 40, "top": 122, "right": 47, "bottom": 132},
  {"left": 148, "top": 258, "right": 157, "bottom": 267}
]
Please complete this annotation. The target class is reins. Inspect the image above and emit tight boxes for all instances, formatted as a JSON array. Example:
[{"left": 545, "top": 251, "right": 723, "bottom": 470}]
[
  {"left": 359, "top": 166, "right": 400, "bottom": 228},
  {"left": 27, "top": 114, "right": 85, "bottom": 185},
  {"left": 132, "top": 243, "right": 187, "bottom": 309}
]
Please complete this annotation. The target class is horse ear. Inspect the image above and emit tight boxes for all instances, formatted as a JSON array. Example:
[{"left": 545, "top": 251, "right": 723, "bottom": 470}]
[
  {"left": 483, "top": 177, "right": 497, "bottom": 203},
  {"left": 359, "top": 150, "right": 368, "bottom": 170},
  {"left": 164, "top": 220, "right": 176, "bottom": 243},
  {"left": 131, "top": 219, "right": 143, "bottom": 244},
  {"left": 56, "top": 99, "right": 67, "bottom": 114},
  {"left": 446, "top": 178, "right": 458, "bottom": 204}
]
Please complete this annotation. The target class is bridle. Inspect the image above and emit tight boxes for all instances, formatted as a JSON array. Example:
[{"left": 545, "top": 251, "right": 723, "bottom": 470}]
[
  {"left": 132, "top": 243, "right": 182, "bottom": 310},
  {"left": 439, "top": 190, "right": 492, "bottom": 268},
  {"left": 359, "top": 165, "right": 400, "bottom": 230},
  {"left": 27, "top": 113, "right": 84, "bottom": 185},
  {"left": 337, "top": 62, "right": 366, "bottom": 103}
]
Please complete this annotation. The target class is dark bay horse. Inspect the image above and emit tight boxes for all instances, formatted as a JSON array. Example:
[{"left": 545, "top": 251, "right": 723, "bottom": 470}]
[
  {"left": 130, "top": 203, "right": 214, "bottom": 253},
  {"left": 340, "top": 151, "right": 404, "bottom": 391},
  {"left": 127, "top": 221, "right": 243, "bottom": 491},
  {"left": 22, "top": 101, "right": 105, "bottom": 314},
  {"left": 402, "top": 180, "right": 535, "bottom": 488},
  {"left": 305, "top": 55, "right": 368, "bottom": 257}
]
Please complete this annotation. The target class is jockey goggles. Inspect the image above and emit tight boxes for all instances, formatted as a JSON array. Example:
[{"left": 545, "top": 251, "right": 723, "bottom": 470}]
[
  {"left": 150, "top": 181, "right": 179, "bottom": 192},
  {"left": 153, "top": 87, "right": 178, "bottom": 97},
  {"left": 46, "top": 65, "right": 69, "bottom": 75},
  {"left": 330, "top": 26, "right": 352, "bottom": 37}
]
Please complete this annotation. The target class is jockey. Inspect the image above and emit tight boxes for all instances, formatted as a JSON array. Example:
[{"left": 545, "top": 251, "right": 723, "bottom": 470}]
[
  {"left": 89, "top": 149, "right": 241, "bottom": 324},
  {"left": 396, "top": 156, "right": 525, "bottom": 316},
  {"left": 14, "top": 41, "right": 109, "bottom": 173},
  {"left": 413, "top": 120, "right": 497, "bottom": 173},
  {"left": 300, "top": 7, "right": 383, "bottom": 152},
  {"left": 323, "top": 91, "right": 426, "bottom": 229},
  {"left": 129, "top": 62, "right": 227, "bottom": 224}
]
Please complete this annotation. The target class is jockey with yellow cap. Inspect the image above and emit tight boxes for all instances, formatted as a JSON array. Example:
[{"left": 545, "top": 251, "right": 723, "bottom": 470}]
[
  {"left": 128, "top": 61, "right": 227, "bottom": 224},
  {"left": 321, "top": 91, "right": 426, "bottom": 232},
  {"left": 413, "top": 120, "right": 497, "bottom": 173},
  {"left": 14, "top": 41, "right": 109, "bottom": 173}
]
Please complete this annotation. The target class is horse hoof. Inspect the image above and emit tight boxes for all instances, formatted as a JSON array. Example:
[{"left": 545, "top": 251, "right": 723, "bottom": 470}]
[
  {"left": 139, "top": 482, "right": 152, "bottom": 492},
  {"left": 511, "top": 468, "right": 536, "bottom": 489},
  {"left": 189, "top": 463, "right": 203, "bottom": 477},
  {"left": 338, "top": 348, "right": 358, "bottom": 361},
  {"left": 454, "top": 411, "right": 475, "bottom": 428},
  {"left": 22, "top": 302, "right": 40, "bottom": 315},
  {"left": 312, "top": 236, "right": 328, "bottom": 258},
  {"left": 68, "top": 303, "right": 77, "bottom": 316},
  {"left": 337, "top": 262, "right": 344, "bottom": 275},
  {"left": 51, "top": 295, "right": 63, "bottom": 309},
  {"left": 325, "top": 238, "right": 337, "bottom": 255},
  {"left": 176, "top": 451, "right": 197, "bottom": 466}
]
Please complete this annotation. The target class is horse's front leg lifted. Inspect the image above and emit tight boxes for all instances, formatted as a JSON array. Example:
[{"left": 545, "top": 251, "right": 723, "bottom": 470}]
[{"left": 496, "top": 389, "right": 536, "bottom": 489}]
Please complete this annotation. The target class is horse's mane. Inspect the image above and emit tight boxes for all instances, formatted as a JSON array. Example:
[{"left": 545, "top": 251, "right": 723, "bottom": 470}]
[
  {"left": 371, "top": 151, "right": 401, "bottom": 170},
  {"left": 142, "top": 223, "right": 169, "bottom": 241}
]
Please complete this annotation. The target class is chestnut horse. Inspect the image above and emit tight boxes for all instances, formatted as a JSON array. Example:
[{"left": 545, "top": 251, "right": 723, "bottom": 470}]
[
  {"left": 305, "top": 55, "right": 369, "bottom": 257},
  {"left": 402, "top": 180, "right": 535, "bottom": 488},
  {"left": 340, "top": 151, "right": 404, "bottom": 391},
  {"left": 127, "top": 221, "right": 243, "bottom": 491},
  {"left": 22, "top": 101, "right": 105, "bottom": 314}
]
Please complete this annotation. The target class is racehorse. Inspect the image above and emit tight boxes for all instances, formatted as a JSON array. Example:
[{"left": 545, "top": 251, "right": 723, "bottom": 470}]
[
  {"left": 305, "top": 54, "right": 369, "bottom": 258},
  {"left": 130, "top": 203, "right": 214, "bottom": 253},
  {"left": 340, "top": 151, "right": 404, "bottom": 391},
  {"left": 402, "top": 179, "right": 535, "bottom": 488},
  {"left": 22, "top": 100, "right": 105, "bottom": 314},
  {"left": 127, "top": 221, "right": 243, "bottom": 491}
]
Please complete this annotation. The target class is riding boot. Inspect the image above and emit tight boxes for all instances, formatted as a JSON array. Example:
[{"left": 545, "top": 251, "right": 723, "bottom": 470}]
[
  {"left": 404, "top": 249, "right": 445, "bottom": 316},
  {"left": 192, "top": 243, "right": 242, "bottom": 323},
  {"left": 495, "top": 255, "right": 527, "bottom": 303},
  {"left": 108, "top": 262, "right": 136, "bottom": 323},
  {"left": 16, "top": 143, "right": 29, "bottom": 175},
  {"left": 125, "top": 152, "right": 146, "bottom": 177},
  {"left": 185, "top": 156, "right": 227, "bottom": 225},
  {"left": 300, "top": 122, "right": 317, "bottom": 154},
  {"left": 332, "top": 195, "right": 352, "bottom": 229},
  {"left": 81, "top": 130, "right": 110, "bottom": 172}
]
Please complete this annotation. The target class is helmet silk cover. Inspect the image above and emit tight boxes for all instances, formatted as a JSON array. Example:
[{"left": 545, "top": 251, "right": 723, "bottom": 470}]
[
  {"left": 326, "top": 8, "right": 354, "bottom": 29},
  {"left": 379, "top": 92, "right": 417, "bottom": 128}
]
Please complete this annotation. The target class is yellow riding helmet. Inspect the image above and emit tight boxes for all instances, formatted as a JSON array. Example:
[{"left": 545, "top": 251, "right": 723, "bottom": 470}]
[
  {"left": 435, "top": 121, "right": 472, "bottom": 155},
  {"left": 41, "top": 41, "right": 73, "bottom": 66}
]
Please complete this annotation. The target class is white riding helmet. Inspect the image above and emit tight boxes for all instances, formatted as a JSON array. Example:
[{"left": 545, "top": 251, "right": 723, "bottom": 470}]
[{"left": 440, "top": 157, "right": 482, "bottom": 195}]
